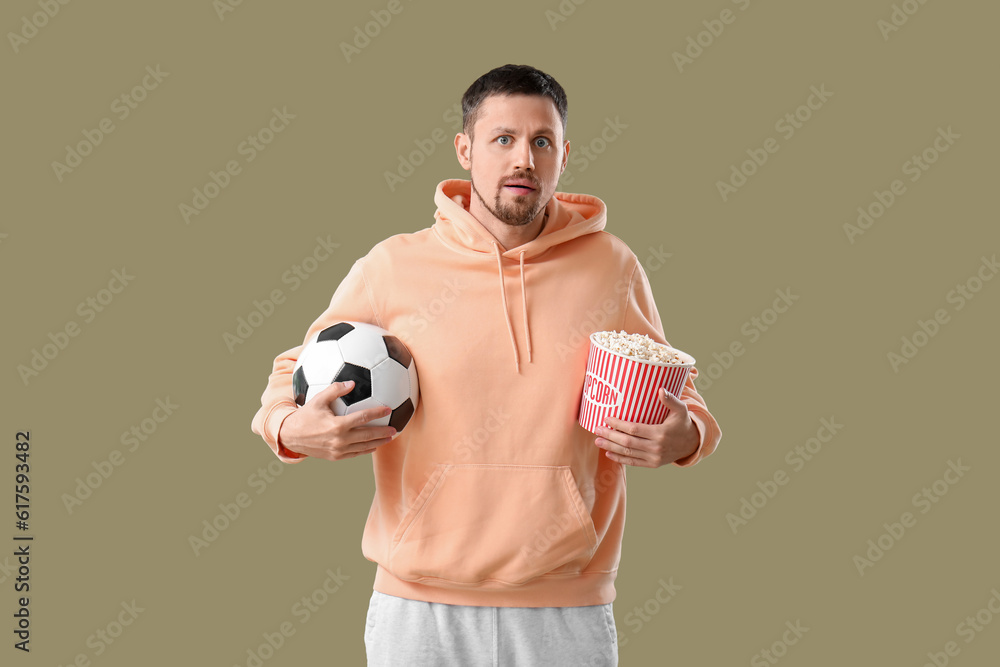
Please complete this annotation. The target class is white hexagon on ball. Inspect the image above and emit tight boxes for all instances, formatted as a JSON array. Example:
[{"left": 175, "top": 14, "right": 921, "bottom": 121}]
[
  {"left": 297, "top": 337, "right": 345, "bottom": 387},
  {"left": 337, "top": 322, "right": 394, "bottom": 371},
  {"left": 370, "top": 357, "right": 411, "bottom": 410}
]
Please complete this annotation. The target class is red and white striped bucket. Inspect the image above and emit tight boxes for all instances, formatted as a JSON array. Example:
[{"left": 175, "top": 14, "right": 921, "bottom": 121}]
[{"left": 578, "top": 333, "right": 696, "bottom": 434}]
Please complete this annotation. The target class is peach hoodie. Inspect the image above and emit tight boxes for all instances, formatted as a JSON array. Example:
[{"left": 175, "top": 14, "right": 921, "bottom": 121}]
[{"left": 251, "top": 179, "right": 721, "bottom": 607}]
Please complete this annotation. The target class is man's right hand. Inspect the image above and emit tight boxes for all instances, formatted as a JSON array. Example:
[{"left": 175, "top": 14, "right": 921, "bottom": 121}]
[{"left": 278, "top": 381, "right": 397, "bottom": 461}]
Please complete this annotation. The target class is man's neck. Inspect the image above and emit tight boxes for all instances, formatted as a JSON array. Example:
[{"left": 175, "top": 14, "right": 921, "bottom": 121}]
[{"left": 475, "top": 206, "right": 549, "bottom": 252}]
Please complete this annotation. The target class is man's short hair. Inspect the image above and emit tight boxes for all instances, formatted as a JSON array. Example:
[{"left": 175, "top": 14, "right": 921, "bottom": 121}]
[{"left": 461, "top": 64, "right": 568, "bottom": 144}]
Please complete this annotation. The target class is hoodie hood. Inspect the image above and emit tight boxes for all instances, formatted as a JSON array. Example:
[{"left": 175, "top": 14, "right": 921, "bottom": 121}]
[{"left": 431, "top": 179, "right": 607, "bottom": 374}]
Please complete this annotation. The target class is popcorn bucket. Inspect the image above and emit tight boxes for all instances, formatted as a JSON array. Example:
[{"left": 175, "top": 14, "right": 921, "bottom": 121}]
[{"left": 578, "top": 332, "right": 696, "bottom": 434}]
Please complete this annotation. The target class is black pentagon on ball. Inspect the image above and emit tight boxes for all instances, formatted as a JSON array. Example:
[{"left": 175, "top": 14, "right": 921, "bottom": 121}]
[
  {"left": 383, "top": 335, "right": 412, "bottom": 368},
  {"left": 389, "top": 398, "right": 415, "bottom": 432},
  {"left": 292, "top": 366, "right": 308, "bottom": 407},
  {"left": 334, "top": 363, "right": 371, "bottom": 406},
  {"left": 317, "top": 322, "right": 355, "bottom": 342}
]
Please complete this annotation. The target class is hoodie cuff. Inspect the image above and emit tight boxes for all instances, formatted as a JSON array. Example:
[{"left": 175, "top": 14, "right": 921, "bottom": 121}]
[
  {"left": 672, "top": 412, "right": 707, "bottom": 468},
  {"left": 269, "top": 403, "right": 308, "bottom": 463}
]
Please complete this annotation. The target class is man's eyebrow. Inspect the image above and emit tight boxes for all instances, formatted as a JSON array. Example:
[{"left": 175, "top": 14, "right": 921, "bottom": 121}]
[{"left": 489, "top": 126, "right": 557, "bottom": 137}]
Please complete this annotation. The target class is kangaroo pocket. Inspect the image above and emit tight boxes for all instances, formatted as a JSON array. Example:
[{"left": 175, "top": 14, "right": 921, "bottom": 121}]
[{"left": 388, "top": 463, "right": 599, "bottom": 586}]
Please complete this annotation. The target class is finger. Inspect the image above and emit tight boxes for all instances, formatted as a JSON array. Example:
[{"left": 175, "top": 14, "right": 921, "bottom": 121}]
[
  {"left": 596, "top": 426, "right": 651, "bottom": 461},
  {"left": 596, "top": 434, "right": 649, "bottom": 467},
  {"left": 360, "top": 425, "right": 397, "bottom": 444},
  {"left": 314, "top": 380, "right": 357, "bottom": 405},
  {"left": 342, "top": 445, "right": 378, "bottom": 459},
  {"left": 344, "top": 436, "right": 392, "bottom": 458},
  {"left": 602, "top": 415, "right": 657, "bottom": 443},
  {"left": 340, "top": 448, "right": 372, "bottom": 460},
  {"left": 347, "top": 404, "right": 393, "bottom": 430},
  {"left": 659, "top": 388, "right": 687, "bottom": 411},
  {"left": 658, "top": 389, "right": 691, "bottom": 422},
  {"left": 597, "top": 433, "right": 648, "bottom": 459},
  {"left": 605, "top": 449, "right": 651, "bottom": 468},
  {"left": 345, "top": 409, "right": 397, "bottom": 444}
]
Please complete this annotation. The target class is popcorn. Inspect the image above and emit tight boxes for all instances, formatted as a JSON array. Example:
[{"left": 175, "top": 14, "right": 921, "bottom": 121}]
[
  {"left": 578, "top": 331, "right": 695, "bottom": 433},
  {"left": 591, "top": 330, "right": 685, "bottom": 365}
]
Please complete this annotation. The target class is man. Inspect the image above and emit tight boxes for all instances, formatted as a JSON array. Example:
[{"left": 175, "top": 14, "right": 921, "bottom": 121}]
[{"left": 251, "top": 64, "right": 721, "bottom": 666}]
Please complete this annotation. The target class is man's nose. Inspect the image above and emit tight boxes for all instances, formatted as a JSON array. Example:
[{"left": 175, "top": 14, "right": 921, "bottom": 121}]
[{"left": 513, "top": 141, "right": 535, "bottom": 171}]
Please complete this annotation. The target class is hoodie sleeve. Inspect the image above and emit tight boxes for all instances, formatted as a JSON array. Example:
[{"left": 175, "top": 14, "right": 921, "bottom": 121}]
[
  {"left": 622, "top": 259, "right": 722, "bottom": 468},
  {"left": 250, "top": 258, "right": 379, "bottom": 463}
]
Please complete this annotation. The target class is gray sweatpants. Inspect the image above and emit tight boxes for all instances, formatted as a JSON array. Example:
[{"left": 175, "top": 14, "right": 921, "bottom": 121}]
[{"left": 364, "top": 590, "right": 619, "bottom": 666}]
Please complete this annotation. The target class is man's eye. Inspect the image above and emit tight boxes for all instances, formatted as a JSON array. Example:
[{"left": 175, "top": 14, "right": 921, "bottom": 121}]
[{"left": 496, "top": 136, "right": 549, "bottom": 147}]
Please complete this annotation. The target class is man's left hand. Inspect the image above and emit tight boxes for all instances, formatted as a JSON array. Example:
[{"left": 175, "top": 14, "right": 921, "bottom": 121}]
[{"left": 593, "top": 389, "right": 700, "bottom": 468}]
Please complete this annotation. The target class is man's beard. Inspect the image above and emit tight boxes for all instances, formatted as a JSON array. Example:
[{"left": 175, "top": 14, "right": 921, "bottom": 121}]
[{"left": 470, "top": 171, "right": 545, "bottom": 227}]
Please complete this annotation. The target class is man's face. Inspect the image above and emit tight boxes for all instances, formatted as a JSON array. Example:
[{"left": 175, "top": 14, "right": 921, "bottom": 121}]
[{"left": 456, "top": 93, "right": 569, "bottom": 228}]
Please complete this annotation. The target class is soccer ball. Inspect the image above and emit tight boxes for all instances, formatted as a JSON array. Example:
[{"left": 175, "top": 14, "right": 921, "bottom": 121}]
[{"left": 292, "top": 321, "right": 419, "bottom": 433}]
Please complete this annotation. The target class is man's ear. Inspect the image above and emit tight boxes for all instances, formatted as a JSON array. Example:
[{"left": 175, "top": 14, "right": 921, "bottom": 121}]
[{"left": 455, "top": 133, "right": 472, "bottom": 170}]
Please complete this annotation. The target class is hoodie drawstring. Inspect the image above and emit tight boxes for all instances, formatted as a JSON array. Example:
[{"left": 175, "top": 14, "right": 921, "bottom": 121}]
[
  {"left": 492, "top": 243, "right": 531, "bottom": 373},
  {"left": 519, "top": 251, "right": 532, "bottom": 365}
]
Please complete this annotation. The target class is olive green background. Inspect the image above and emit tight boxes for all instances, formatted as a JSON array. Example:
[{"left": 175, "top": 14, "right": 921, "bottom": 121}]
[{"left": 3, "top": 0, "right": 997, "bottom": 665}]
